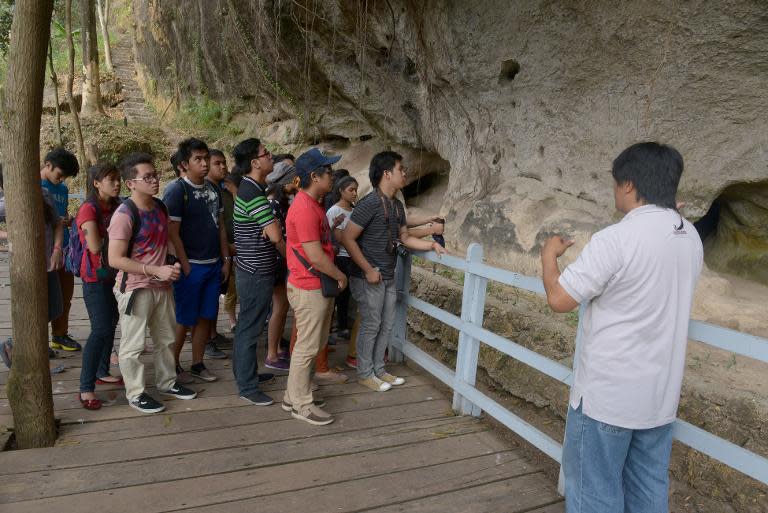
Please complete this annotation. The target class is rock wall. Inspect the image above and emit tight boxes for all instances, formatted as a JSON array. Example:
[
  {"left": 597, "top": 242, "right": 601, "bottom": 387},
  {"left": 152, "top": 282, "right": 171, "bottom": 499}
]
[{"left": 131, "top": 0, "right": 768, "bottom": 278}]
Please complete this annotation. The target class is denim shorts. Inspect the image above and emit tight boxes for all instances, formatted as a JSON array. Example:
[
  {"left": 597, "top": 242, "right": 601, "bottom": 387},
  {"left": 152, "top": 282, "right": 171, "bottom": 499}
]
[{"left": 173, "top": 261, "right": 222, "bottom": 326}]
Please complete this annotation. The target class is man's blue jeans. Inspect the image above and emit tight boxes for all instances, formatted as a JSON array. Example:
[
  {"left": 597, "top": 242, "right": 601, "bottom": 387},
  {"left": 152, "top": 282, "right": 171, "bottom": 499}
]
[
  {"left": 80, "top": 281, "right": 119, "bottom": 393},
  {"left": 232, "top": 267, "right": 274, "bottom": 396},
  {"left": 563, "top": 402, "right": 673, "bottom": 513}
]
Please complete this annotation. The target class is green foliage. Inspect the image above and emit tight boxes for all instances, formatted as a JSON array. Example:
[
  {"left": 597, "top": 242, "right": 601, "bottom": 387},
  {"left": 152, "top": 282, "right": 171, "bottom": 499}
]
[
  {"left": 171, "top": 95, "right": 244, "bottom": 144},
  {"left": 0, "top": 0, "right": 13, "bottom": 57}
]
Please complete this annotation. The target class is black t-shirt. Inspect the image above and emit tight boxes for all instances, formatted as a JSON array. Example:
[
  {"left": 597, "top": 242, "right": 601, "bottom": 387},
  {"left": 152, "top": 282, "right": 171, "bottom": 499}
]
[{"left": 348, "top": 190, "right": 407, "bottom": 280}]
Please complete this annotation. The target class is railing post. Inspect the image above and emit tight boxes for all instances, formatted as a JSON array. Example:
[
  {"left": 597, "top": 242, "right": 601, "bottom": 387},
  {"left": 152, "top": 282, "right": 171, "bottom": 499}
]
[
  {"left": 389, "top": 253, "right": 412, "bottom": 363},
  {"left": 452, "top": 243, "right": 487, "bottom": 417},
  {"left": 558, "top": 302, "right": 587, "bottom": 496}
]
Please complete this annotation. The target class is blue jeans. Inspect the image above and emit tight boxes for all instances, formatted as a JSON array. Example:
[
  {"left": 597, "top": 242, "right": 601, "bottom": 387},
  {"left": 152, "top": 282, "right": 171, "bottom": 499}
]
[
  {"left": 232, "top": 267, "right": 274, "bottom": 396},
  {"left": 80, "top": 281, "right": 119, "bottom": 393},
  {"left": 564, "top": 402, "right": 673, "bottom": 513}
]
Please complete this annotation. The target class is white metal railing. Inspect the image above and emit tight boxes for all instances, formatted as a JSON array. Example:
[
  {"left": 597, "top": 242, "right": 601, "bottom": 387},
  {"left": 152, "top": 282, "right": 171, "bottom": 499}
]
[{"left": 389, "top": 243, "right": 768, "bottom": 490}]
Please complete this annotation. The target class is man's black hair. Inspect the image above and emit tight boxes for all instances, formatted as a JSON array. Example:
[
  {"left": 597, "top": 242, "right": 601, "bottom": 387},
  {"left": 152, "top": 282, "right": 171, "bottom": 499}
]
[
  {"left": 272, "top": 153, "right": 296, "bottom": 164},
  {"left": 119, "top": 152, "right": 155, "bottom": 182},
  {"left": 369, "top": 151, "right": 402, "bottom": 188},
  {"left": 612, "top": 142, "right": 683, "bottom": 210},
  {"left": 170, "top": 151, "right": 183, "bottom": 177},
  {"left": 177, "top": 138, "right": 209, "bottom": 164},
  {"left": 210, "top": 149, "right": 226, "bottom": 160},
  {"left": 232, "top": 138, "right": 262, "bottom": 174},
  {"left": 44, "top": 147, "right": 79, "bottom": 177}
]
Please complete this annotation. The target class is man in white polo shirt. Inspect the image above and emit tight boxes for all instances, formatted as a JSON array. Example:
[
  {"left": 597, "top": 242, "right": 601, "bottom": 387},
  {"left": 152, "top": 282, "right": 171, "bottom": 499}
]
[{"left": 541, "top": 142, "right": 703, "bottom": 513}]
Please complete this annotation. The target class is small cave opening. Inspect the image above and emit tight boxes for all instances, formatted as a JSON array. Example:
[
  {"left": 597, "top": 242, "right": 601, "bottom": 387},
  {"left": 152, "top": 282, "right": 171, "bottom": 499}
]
[
  {"left": 697, "top": 180, "right": 768, "bottom": 286},
  {"left": 498, "top": 59, "right": 521, "bottom": 84},
  {"left": 402, "top": 171, "right": 443, "bottom": 200}
]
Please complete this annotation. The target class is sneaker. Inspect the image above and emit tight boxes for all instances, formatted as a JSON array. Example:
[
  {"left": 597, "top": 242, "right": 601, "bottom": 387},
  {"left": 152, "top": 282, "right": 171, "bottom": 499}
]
[
  {"left": 190, "top": 364, "right": 218, "bottom": 382},
  {"left": 265, "top": 357, "right": 290, "bottom": 371},
  {"left": 258, "top": 372, "right": 275, "bottom": 384},
  {"left": 159, "top": 383, "right": 197, "bottom": 400},
  {"left": 50, "top": 335, "right": 81, "bottom": 351},
  {"left": 175, "top": 364, "right": 195, "bottom": 385},
  {"left": 358, "top": 376, "right": 391, "bottom": 392},
  {"left": 281, "top": 398, "right": 327, "bottom": 412},
  {"left": 377, "top": 372, "right": 405, "bottom": 386},
  {"left": 345, "top": 356, "right": 357, "bottom": 369},
  {"left": 277, "top": 350, "right": 291, "bottom": 361},
  {"left": 210, "top": 332, "right": 233, "bottom": 349},
  {"left": 204, "top": 341, "right": 227, "bottom": 360},
  {"left": 314, "top": 370, "right": 349, "bottom": 385},
  {"left": 129, "top": 393, "right": 165, "bottom": 414},
  {"left": 291, "top": 404, "right": 335, "bottom": 426},
  {"left": 240, "top": 391, "right": 274, "bottom": 406}
]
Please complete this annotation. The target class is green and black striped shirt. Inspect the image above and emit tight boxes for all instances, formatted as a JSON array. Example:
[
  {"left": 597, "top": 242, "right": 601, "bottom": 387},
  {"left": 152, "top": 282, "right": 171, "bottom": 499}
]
[{"left": 233, "top": 176, "right": 277, "bottom": 274}]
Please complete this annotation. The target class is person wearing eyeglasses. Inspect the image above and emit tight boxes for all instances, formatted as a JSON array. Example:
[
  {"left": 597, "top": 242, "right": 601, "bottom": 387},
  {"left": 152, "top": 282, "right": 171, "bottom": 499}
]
[{"left": 108, "top": 152, "right": 196, "bottom": 414}]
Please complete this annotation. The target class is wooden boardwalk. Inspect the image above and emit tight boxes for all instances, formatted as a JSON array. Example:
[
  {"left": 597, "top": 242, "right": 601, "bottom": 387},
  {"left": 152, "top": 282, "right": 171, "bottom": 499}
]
[{"left": 0, "top": 251, "right": 564, "bottom": 512}]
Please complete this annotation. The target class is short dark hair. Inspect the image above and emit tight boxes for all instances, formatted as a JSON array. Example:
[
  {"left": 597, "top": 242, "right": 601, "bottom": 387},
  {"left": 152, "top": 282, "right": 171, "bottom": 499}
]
[
  {"left": 170, "top": 151, "right": 183, "bottom": 177},
  {"left": 233, "top": 138, "right": 262, "bottom": 174},
  {"left": 119, "top": 152, "right": 154, "bottom": 182},
  {"left": 44, "top": 147, "right": 79, "bottom": 177},
  {"left": 272, "top": 153, "right": 295, "bottom": 164},
  {"left": 225, "top": 170, "right": 244, "bottom": 188},
  {"left": 611, "top": 142, "right": 683, "bottom": 210},
  {"left": 209, "top": 149, "right": 226, "bottom": 160},
  {"left": 177, "top": 138, "right": 209, "bottom": 164},
  {"left": 369, "top": 151, "right": 402, "bottom": 188}
]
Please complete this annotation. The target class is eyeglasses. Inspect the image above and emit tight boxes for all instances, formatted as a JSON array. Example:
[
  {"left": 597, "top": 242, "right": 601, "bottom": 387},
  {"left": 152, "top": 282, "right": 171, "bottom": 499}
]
[
  {"left": 130, "top": 174, "right": 160, "bottom": 184},
  {"left": 256, "top": 149, "right": 271, "bottom": 159}
]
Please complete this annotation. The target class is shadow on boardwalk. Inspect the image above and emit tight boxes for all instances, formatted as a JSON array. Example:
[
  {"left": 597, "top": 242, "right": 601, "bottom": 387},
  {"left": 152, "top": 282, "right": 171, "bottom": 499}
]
[{"left": 0, "top": 251, "right": 564, "bottom": 512}]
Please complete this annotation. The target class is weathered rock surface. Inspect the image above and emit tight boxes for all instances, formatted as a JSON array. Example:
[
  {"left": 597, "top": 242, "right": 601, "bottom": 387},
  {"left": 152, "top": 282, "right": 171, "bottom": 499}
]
[{"left": 131, "top": 0, "right": 768, "bottom": 280}]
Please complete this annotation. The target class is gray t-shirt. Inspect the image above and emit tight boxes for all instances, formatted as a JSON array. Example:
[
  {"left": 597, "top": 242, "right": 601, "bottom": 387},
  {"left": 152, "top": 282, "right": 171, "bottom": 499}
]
[{"left": 348, "top": 190, "right": 406, "bottom": 280}]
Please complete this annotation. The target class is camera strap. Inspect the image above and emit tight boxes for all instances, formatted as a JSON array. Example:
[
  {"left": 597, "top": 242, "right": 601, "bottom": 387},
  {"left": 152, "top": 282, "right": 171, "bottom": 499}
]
[{"left": 377, "top": 190, "right": 401, "bottom": 249}]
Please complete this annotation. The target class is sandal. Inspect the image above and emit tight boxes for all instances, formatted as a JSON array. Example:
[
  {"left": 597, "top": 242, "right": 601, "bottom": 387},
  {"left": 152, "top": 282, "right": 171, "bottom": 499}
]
[
  {"left": 96, "top": 375, "right": 124, "bottom": 386},
  {"left": 78, "top": 393, "right": 102, "bottom": 410}
]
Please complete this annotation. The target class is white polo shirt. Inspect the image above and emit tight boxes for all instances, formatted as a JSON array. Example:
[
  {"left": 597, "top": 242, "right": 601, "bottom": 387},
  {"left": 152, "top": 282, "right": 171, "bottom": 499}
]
[{"left": 559, "top": 205, "right": 703, "bottom": 429}]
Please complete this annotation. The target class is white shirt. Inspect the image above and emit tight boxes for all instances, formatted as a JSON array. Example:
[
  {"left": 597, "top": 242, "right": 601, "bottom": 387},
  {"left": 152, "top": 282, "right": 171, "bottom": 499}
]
[
  {"left": 326, "top": 204, "right": 353, "bottom": 257},
  {"left": 559, "top": 205, "right": 703, "bottom": 429}
]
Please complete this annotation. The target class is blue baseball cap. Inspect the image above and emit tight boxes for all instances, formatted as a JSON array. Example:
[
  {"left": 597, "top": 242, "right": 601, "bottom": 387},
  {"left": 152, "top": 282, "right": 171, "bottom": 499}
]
[{"left": 295, "top": 148, "right": 341, "bottom": 180}]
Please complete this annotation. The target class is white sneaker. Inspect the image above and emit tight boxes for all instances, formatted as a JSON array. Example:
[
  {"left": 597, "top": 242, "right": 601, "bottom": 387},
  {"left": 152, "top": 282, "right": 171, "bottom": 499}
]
[
  {"left": 359, "top": 375, "right": 392, "bottom": 392},
  {"left": 378, "top": 372, "right": 405, "bottom": 386}
]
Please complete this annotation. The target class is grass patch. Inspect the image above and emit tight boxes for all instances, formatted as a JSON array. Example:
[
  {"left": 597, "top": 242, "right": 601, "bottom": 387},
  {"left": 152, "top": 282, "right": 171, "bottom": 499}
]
[{"left": 169, "top": 95, "right": 245, "bottom": 151}]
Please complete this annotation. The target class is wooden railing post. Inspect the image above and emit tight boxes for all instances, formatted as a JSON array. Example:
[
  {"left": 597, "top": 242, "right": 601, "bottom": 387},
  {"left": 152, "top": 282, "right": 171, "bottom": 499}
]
[
  {"left": 390, "top": 253, "right": 412, "bottom": 363},
  {"left": 452, "top": 243, "right": 487, "bottom": 416}
]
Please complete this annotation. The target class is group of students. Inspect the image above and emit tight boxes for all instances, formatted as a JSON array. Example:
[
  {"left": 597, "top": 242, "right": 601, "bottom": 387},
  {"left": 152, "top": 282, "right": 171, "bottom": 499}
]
[{"left": 2, "top": 140, "right": 445, "bottom": 426}]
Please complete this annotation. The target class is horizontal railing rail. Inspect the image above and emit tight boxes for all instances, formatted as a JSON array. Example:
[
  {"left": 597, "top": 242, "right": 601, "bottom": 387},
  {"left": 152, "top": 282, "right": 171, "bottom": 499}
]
[{"left": 390, "top": 243, "right": 768, "bottom": 489}]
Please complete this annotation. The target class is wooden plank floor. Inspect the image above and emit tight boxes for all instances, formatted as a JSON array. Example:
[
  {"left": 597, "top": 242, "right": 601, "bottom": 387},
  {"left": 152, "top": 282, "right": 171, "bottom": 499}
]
[{"left": 0, "top": 251, "right": 564, "bottom": 512}]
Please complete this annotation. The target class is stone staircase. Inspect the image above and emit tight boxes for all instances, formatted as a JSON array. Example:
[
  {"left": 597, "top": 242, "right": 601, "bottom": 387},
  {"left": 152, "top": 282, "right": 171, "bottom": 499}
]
[{"left": 112, "top": 37, "right": 156, "bottom": 125}]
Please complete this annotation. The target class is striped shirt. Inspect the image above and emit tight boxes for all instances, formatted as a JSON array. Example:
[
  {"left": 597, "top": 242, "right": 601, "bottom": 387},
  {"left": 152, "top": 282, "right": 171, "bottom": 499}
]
[
  {"left": 233, "top": 176, "right": 277, "bottom": 274},
  {"left": 348, "top": 190, "right": 406, "bottom": 280}
]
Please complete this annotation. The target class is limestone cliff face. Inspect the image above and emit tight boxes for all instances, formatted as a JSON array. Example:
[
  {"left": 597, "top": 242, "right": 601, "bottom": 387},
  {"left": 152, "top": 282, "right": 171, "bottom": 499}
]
[{"left": 132, "top": 0, "right": 768, "bottom": 281}]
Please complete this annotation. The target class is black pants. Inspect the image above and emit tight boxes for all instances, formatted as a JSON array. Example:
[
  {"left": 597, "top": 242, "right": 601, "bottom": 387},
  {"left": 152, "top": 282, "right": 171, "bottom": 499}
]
[{"left": 335, "top": 255, "right": 352, "bottom": 330}]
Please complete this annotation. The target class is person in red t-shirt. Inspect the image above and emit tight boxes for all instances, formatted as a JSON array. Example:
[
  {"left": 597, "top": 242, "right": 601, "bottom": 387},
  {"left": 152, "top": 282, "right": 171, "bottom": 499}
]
[
  {"left": 284, "top": 148, "right": 348, "bottom": 426},
  {"left": 76, "top": 163, "right": 123, "bottom": 410}
]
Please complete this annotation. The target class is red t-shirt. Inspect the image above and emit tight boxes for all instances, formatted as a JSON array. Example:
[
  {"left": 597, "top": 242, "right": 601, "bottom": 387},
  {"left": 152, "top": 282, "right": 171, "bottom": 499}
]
[
  {"left": 75, "top": 199, "right": 118, "bottom": 283},
  {"left": 286, "top": 190, "right": 334, "bottom": 290}
]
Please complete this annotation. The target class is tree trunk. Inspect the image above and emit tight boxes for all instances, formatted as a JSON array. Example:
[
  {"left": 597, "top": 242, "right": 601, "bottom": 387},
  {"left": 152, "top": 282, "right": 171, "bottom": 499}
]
[
  {"left": 48, "top": 38, "right": 64, "bottom": 147},
  {"left": 96, "top": 0, "right": 112, "bottom": 73},
  {"left": 66, "top": 0, "right": 89, "bottom": 169},
  {"left": 0, "top": 0, "right": 57, "bottom": 449},
  {"left": 79, "top": 0, "right": 103, "bottom": 116}
]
